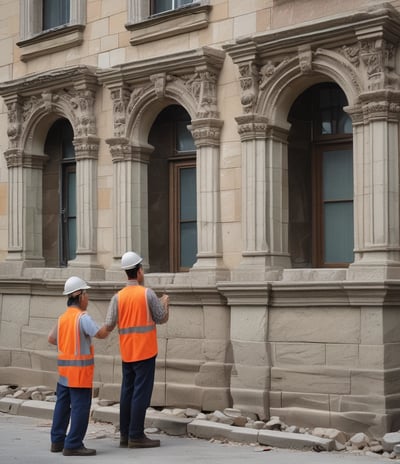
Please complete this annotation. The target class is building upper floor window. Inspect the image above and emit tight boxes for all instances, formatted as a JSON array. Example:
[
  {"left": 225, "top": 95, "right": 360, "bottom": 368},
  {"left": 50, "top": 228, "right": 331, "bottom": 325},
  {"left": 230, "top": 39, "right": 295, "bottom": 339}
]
[
  {"left": 151, "top": 0, "right": 194, "bottom": 15},
  {"left": 18, "top": 0, "right": 86, "bottom": 61},
  {"left": 126, "top": 0, "right": 210, "bottom": 46},
  {"left": 42, "top": 0, "right": 70, "bottom": 31}
]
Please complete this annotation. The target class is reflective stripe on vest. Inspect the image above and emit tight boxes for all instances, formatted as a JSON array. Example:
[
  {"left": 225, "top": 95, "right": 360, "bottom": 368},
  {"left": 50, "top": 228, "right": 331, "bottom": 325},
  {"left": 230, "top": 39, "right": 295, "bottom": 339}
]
[
  {"left": 117, "top": 285, "right": 158, "bottom": 362},
  {"left": 57, "top": 307, "right": 94, "bottom": 388}
]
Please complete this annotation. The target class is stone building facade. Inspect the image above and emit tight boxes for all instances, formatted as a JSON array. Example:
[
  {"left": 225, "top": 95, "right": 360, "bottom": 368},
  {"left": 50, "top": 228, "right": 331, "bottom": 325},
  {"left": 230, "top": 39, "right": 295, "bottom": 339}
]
[{"left": 1, "top": 0, "right": 400, "bottom": 437}]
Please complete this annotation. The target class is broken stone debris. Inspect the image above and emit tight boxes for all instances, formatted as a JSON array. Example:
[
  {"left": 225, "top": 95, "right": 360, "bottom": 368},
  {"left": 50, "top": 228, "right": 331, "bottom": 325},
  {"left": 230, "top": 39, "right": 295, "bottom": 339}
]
[{"left": 1, "top": 384, "right": 400, "bottom": 459}]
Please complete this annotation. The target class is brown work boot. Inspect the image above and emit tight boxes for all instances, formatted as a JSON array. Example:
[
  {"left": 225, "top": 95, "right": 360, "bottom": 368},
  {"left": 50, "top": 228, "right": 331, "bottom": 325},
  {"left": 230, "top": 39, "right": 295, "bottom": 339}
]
[
  {"left": 120, "top": 435, "right": 128, "bottom": 448},
  {"left": 128, "top": 435, "right": 160, "bottom": 448},
  {"left": 50, "top": 442, "right": 64, "bottom": 453},
  {"left": 63, "top": 446, "right": 96, "bottom": 456}
]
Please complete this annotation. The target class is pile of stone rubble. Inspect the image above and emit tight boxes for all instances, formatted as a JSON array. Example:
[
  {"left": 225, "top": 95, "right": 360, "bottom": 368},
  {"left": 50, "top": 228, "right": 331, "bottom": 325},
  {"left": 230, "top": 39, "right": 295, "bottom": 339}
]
[{"left": 2, "top": 384, "right": 400, "bottom": 459}]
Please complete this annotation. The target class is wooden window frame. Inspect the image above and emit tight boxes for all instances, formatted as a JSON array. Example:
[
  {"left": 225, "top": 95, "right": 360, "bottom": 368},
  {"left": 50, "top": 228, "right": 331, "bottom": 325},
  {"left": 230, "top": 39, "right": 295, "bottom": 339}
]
[
  {"left": 169, "top": 158, "right": 196, "bottom": 272},
  {"left": 312, "top": 138, "right": 353, "bottom": 268}
]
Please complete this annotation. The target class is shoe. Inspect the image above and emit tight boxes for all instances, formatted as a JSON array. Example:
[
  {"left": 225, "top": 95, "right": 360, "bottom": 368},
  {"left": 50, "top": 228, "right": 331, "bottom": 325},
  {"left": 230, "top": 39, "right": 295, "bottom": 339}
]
[
  {"left": 120, "top": 436, "right": 128, "bottom": 448},
  {"left": 50, "top": 442, "right": 64, "bottom": 453},
  {"left": 62, "top": 446, "right": 97, "bottom": 456},
  {"left": 128, "top": 435, "right": 160, "bottom": 448}
]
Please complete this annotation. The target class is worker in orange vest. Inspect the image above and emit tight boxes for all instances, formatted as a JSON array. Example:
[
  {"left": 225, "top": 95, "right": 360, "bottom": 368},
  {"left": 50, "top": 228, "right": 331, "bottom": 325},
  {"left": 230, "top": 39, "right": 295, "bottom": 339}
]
[
  {"left": 48, "top": 276, "right": 109, "bottom": 456},
  {"left": 103, "top": 251, "right": 169, "bottom": 448}
]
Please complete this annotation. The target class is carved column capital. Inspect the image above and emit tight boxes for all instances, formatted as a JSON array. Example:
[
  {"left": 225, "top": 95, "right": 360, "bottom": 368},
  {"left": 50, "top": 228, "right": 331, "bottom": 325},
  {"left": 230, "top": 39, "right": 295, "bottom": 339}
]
[
  {"left": 4, "top": 148, "right": 47, "bottom": 169},
  {"left": 189, "top": 118, "right": 223, "bottom": 148},
  {"left": 359, "top": 90, "right": 400, "bottom": 122},
  {"left": 106, "top": 137, "right": 153, "bottom": 163},
  {"left": 235, "top": 114, "right": 268, "bottom": 141},
  {"left": 73, "top": 136, "right": 100, "bottom": 160}
]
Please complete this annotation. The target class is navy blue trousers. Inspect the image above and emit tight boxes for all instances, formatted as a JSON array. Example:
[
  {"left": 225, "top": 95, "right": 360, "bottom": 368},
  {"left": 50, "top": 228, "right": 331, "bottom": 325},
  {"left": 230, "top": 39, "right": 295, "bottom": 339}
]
[
  {"left": 120, "top": 355, "right": 156, "bottom": 439},
  {"left": 51, "top": 382, "right": 92, "bottom": 449}
]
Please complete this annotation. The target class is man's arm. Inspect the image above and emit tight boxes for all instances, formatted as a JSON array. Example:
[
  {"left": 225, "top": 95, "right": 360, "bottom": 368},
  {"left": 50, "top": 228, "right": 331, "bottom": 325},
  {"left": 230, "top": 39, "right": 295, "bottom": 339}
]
[
  {"left": 95, "top": 325, "right": 113, "bottom": 339},
  {"left": 48, "top": 325, "right": 57, "bottom": 345},
  {"left": 147, "top": 289, "right": 169, "bottom": 324}
]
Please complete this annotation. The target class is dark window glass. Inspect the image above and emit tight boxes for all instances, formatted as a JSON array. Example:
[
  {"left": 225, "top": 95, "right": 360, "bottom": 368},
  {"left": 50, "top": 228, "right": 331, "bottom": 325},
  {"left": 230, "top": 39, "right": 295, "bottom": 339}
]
[
  {"left": 152, "top": 0, "right": 193, "bottom": 14},
  {"left": 43, "top": 0, "right": 70, "bottom": 31}
]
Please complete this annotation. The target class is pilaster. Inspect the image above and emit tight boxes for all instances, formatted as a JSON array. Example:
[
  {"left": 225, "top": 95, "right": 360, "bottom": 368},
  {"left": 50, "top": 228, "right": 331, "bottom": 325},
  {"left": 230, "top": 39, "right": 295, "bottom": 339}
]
[{"left": 189, "top": 118, "right": 229, "bottom": 284}]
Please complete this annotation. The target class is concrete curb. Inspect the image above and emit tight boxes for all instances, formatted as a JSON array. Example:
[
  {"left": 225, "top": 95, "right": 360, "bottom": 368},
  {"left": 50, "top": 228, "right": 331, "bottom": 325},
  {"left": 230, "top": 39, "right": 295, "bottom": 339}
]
[{"left": 0, "top": 398, "right": 335, "bottom": 451}]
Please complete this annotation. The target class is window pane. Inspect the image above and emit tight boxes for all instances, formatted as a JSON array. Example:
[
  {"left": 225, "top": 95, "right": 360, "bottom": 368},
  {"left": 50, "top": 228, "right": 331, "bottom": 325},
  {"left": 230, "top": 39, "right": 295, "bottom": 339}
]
[
  {"left": 323, "top": 149, "right": 353, "bottom": 201},
  {"left": 68, "top": 218, "right": 76, "bottom": 260},
  {"left": 43, "top": 0, "right": 70, "bottom": 30},
  {"left": 180, "top": 167, "right": 196, "bottom": 221},
  {"left": 176, "top": 121, "right": 196, "bottom": 152},
  {"left": 324, "top": 202, "right": 354, "bottom": 263},
  {"left": 153, "top": 0, "right": 173, "bottom": 13},
  {"left": 180, "top": 166, "right": 197, "bottom": 268},
  {"left": 177, "top": 0, "right": 194, "bottom": 6},
  {"left": 180, "top": 222, "right": 197, "bottom": 268},
  {"left": 67, "top": 171, "right": 76, "bottom": 217}
]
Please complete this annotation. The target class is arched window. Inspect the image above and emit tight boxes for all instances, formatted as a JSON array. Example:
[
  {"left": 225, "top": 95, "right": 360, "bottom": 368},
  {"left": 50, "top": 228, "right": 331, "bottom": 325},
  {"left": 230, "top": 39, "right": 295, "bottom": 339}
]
[
  {"left": 43, "top": 118, "right": 76, "bottom": 267},
  {"left": 148, "top": 105, "right": 197, "bottom": 272},
  {"left": 288, "top": 83, "right": 353, "bottom": 268}
]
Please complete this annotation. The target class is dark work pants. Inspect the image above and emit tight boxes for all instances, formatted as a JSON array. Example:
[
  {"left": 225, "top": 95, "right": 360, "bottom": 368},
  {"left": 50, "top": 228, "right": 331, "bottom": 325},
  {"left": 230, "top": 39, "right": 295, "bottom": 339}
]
[
  {"left": 51, "top": 382, "right": 92, "bottom": 449},
  {"left": 120, "top": 356, "right": 156, "bottom": 440}
]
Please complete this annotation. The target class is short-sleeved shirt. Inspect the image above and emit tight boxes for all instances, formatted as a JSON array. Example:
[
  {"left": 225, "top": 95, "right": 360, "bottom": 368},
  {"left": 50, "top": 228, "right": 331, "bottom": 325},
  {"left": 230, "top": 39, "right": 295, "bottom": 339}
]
[{"left": 49, "top": 310, "right": 100, "bottom": 355}]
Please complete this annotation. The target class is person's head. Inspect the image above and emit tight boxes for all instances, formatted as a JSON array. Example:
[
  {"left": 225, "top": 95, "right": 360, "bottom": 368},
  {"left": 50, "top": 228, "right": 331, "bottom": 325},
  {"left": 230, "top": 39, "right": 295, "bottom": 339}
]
[
  {"left": 63, "top": 276, "right": 90, "bottom": 310},
  {"left": 121, "top": 251, "right": 144, "bottom": 283}
]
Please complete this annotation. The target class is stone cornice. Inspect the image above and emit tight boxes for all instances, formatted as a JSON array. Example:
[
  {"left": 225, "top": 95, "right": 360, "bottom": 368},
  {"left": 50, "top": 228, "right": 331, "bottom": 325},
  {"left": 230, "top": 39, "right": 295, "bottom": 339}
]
[
  {"left": 0, "top": 65, "right": 99, "bottom": 99},
  {"left": 97, "top": 46, "right": 225, "bottom": 86},
  {"left": 224, "top": 3, "right": 400, "bottom": 62}
]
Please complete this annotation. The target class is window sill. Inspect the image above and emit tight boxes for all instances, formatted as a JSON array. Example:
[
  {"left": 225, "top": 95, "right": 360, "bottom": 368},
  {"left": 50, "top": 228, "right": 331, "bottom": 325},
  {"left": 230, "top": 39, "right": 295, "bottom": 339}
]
[
  {"left": 126, "top": 4, "right": 211, "bottom": 46},
  {"left": 17, "top": 24, "right": 85, "bottom": 62}
]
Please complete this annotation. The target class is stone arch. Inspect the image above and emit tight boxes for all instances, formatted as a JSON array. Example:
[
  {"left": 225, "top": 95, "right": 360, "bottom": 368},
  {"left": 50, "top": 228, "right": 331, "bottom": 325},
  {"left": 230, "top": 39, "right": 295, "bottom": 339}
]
[
  {"left": 22, "top": 105, "right": 77, "bottom": 158},
  {"left": 256, "top": 48, "right": 363, "bottom": 129},
  {"left": 0, "top": 65, "right": 101, "bottom": 274},
  {"left": 126, "top": 77, "right": 203, "bottom": 146}
]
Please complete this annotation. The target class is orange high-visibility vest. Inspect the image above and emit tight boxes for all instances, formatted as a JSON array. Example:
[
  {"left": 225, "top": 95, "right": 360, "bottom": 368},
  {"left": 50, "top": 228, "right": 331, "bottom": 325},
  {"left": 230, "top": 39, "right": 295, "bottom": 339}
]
[
  {"left": 57, "top": 307, "right": 94, "bottom": 388},
  {"left": 117, "top": 285, "right": 157, "bottom": 362}
]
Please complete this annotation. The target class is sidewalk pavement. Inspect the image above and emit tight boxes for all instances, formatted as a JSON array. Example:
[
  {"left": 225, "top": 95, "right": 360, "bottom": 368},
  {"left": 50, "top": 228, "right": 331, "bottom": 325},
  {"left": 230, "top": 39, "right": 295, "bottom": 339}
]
[
  {"left": 0, "top": 411, "right": 394, "bottom": 464},
  {"left": 0, "top": 395, "right": 336, "bottom": 451}
]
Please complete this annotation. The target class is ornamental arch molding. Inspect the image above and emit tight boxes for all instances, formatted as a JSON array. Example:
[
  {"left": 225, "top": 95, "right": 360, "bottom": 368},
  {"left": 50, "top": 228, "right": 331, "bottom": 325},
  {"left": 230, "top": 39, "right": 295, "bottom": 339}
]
[
  {"left": 99, "top": 47, "right": 229, "bottom": 279},
  {"left": 224, "top": 2, "right": 400, "bottom": 280},
  {"left": 255, "top": 48, "right": 363, "bottom": 129},
  {"left": 0, "top": 65, "right": 101, "bottom": 274}
]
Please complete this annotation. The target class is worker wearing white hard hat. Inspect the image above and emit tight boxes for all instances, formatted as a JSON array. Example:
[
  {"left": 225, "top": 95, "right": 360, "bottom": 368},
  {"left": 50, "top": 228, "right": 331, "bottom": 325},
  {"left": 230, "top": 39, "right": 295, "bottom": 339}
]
[
  {"left": 48, "top": 277, "right": 110, "bottom": 456},
  {"left": 103, "top": 251, "right": 169, "bottom": 448}
]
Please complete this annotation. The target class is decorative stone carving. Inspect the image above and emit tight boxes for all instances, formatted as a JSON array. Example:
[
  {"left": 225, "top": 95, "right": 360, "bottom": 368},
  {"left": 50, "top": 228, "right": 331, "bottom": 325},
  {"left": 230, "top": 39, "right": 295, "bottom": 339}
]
[
  {"left": 189, "top": 118, "right": 223, "bottom": 148},
  {"left": 6, "top": 99, "right": 22, "bottom": 149},
  {"left": 236, "top": 114, "right": 268, "bottom": 141},
  {"left": 68, "top": 88, "right": 97, "bottom": 137},
  {"left": 180, "top": 70, "right": 219, "bottom": 118},
  {"left": 238, "top": 62, "right": 259, "bottom": 114},
  {"left": 106, "top": 137, "right": 152, "bottom": 163},
  {"left": 150, "top": 72, "right": 170, "bottom": 98},
  {"left": 359, "top": 38, "right": 400, "bottom": 91},
  {"left": 110, "top": 86, "right": 131, "bottom": 138},
  {"left": 339, "top": 44, "right": 361, "bottom": 67},
  {"left": 298, "top": 46, "right": 313, "bottom": 74},
  {"left": 73, "top": 136, "right": 100, "bottom": 160}
]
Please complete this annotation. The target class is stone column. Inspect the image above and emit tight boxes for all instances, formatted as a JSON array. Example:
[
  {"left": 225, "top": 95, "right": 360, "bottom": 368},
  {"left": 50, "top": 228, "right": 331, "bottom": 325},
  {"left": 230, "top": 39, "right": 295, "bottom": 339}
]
[
  {"left": 69, "top": 136, "right": 102, "bottom": 273},
  {"left": 348, "top": 92, "right": 400, "bottom": 280},
  {"left": 106, "top": 138, "right": 152, "bottom": 275},
  {"left": 3, "top": 148, "right": 46, "bottom": 273},
  {"left": 233, "top": 114, "right": 291, "bottom": 281},
  {"left": 188, "top": 118, "right": 229, "bottom": 283}
]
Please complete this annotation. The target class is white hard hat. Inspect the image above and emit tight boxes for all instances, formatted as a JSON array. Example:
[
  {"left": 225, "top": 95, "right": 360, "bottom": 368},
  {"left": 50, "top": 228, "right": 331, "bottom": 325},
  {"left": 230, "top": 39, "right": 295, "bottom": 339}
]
[
  {"left": 63, "top": 276, "right": 91, "bottom": 296},
  {"left": 121, "top": 251, "right": 143, "bottom": 270}
]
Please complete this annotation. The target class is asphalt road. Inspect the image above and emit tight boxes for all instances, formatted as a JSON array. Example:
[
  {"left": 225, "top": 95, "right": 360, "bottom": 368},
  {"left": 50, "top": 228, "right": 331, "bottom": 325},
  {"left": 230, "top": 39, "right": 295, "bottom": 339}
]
[{"left": 0, "top": 413, "right": 392, "bottom": 464}]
